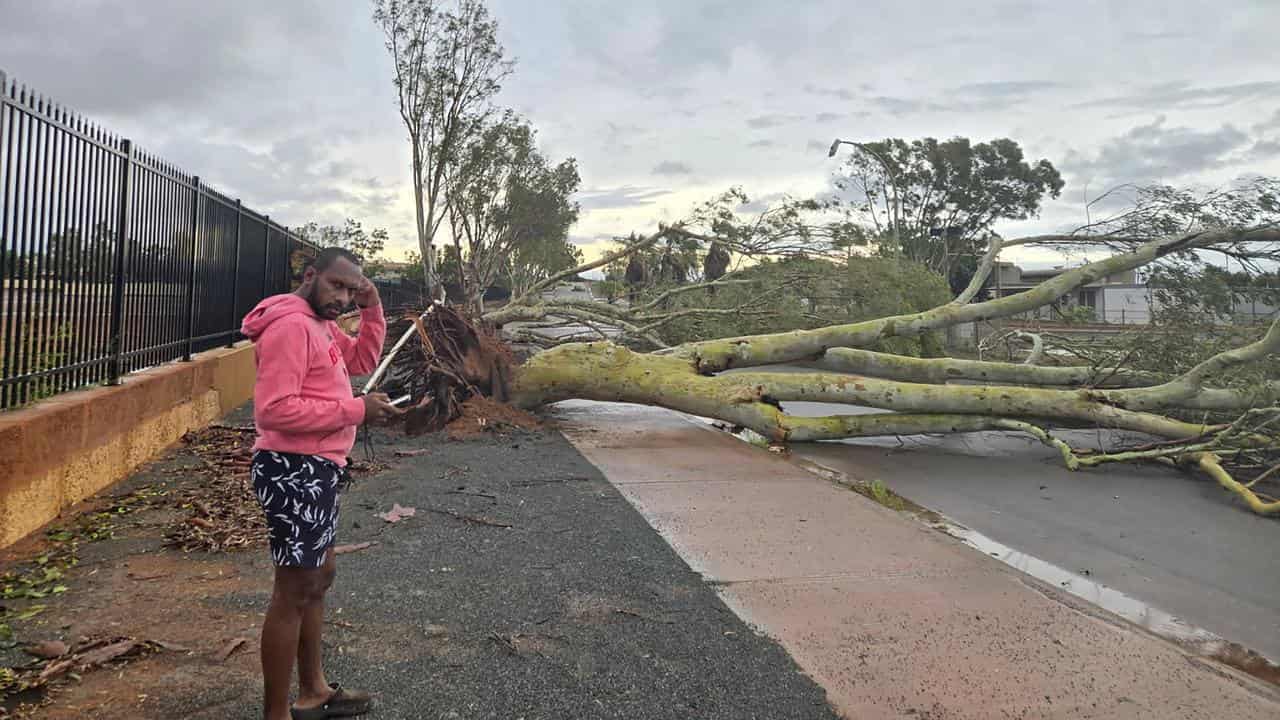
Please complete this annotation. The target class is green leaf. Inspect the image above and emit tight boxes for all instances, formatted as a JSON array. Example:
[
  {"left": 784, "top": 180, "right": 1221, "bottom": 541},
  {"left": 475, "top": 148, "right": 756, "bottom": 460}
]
[{"left": 15, "top": 605, "right": 46, "bottom": 621}]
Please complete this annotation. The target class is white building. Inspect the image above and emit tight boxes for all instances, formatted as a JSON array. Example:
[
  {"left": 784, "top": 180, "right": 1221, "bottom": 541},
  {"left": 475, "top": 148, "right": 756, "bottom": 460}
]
[{"left": 986, "top": 263, "right": 1278, "bottom": 325}]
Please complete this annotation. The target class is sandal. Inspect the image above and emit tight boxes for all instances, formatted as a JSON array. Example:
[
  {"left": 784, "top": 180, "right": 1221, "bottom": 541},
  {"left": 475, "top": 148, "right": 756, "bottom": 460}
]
[{"left": 290, "top": 684, "right": 374, "bottom": 719}]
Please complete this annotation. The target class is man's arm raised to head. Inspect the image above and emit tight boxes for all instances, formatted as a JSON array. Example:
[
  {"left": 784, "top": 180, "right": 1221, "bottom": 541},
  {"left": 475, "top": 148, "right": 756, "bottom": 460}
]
[{"left": 333, "top": 279, "right": 387, "bottom": 376}]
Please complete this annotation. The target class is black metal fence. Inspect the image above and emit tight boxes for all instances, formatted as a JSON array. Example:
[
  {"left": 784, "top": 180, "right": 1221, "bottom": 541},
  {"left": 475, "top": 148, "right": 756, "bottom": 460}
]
[{"left": 0, "top": 69, "right": 320, "bottom": 409}]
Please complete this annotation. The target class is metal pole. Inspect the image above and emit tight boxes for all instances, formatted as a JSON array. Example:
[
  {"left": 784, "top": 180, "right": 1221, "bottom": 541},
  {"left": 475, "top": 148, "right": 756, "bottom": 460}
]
[
  {"left": 107, "top": 138, "right": 132, "bottom": 385},
  {"left": 183, "top": 176, "right": 200, "bottom": 360},
  {"left": 262, "top": 214, "right": 271, "bottom": 300},
  {"left": 228, "top": 198, "right": 241, "bottom": 347}
]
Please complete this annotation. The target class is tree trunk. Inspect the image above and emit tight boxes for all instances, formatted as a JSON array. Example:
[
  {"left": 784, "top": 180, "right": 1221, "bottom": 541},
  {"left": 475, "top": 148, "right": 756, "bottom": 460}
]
[
  {"left": 508, "top": 342, "right": 1209, "bottom": 442},
  {"left": 411, "top": 144, "right": 438, "bottom": 300}
]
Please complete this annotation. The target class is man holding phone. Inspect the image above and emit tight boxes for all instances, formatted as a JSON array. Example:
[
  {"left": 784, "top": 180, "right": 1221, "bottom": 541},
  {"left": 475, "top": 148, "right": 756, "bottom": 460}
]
[{"left": 240, "top": 247, "right": 405, "bottom": 720}]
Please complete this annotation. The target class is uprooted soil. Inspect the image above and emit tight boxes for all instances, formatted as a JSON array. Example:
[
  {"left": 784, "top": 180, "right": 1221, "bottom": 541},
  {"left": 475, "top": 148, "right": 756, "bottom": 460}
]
[{"left": 445, "top": 396, "right": 542, "bottom": 441}]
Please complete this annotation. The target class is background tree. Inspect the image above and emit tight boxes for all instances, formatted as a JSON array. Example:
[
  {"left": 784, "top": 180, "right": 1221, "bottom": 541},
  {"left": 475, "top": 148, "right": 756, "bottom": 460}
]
[
  {"left": 444, "top": 111, "right": 581, "bottom": 313},
  {"left": 828, "top": 137, "right": 1064, "bottom": 279},
  {"left": 295, "top": 218, "right": 388, "bottom": 266},
  {"left": 374, "top": 0, "right": 512, "bottom": 300}
]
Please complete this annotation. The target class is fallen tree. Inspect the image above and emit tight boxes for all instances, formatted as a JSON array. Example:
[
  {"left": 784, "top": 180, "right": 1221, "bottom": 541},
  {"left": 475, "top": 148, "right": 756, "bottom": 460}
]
[{"left": 356, "top": 215, "right": 1280, "bottom": 516}]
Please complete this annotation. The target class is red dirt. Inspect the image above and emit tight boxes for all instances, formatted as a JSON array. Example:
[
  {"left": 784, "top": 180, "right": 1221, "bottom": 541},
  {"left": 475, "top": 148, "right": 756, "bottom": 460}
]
[{"left": 445, "top": 397, "right": 542, "bottom": 441}]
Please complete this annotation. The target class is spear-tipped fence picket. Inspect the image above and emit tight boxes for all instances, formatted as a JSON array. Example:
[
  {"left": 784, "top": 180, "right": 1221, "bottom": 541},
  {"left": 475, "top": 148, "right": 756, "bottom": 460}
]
[{"left": 0, "top": 68, "right": 320, "bottom": 408}]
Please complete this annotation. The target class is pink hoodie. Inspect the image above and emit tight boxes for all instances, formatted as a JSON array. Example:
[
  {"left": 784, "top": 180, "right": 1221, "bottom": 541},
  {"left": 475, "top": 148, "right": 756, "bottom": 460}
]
[{"left": 240, "top": 294, "right": 387, "bottom": 466}]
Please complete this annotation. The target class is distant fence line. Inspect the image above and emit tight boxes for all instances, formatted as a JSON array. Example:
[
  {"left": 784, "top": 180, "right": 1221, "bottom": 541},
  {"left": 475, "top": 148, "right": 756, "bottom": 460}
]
[{"left": 0, "top": 68, "right": 324, "bottom": 408}]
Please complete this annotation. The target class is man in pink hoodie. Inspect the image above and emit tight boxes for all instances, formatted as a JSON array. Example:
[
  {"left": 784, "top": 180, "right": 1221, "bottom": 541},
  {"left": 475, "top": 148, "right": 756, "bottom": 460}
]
[{"left": 241, "top": 247, "right": 404, "bottom": 720}]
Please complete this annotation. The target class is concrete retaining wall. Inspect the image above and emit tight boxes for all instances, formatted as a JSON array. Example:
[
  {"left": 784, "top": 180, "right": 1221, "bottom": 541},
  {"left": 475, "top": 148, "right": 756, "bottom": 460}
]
[{"left": 0, "top": 343, "right": 256, "bottom": 549}]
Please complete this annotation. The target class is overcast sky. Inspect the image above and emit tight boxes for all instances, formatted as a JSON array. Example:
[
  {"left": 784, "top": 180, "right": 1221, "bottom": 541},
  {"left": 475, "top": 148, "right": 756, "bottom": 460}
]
[{"left": 4, "top": 0, "right": 1279, "bottom": 267}]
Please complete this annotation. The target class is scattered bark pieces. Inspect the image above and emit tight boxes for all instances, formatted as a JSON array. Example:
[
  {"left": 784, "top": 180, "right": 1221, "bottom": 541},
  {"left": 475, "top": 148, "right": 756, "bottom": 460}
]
[
  {"left": 163, "top": 426, "right": 383, "bottom": 553},
  {"left": 334, "top": 542, "right": 379, "bottom": 555},
  {"left": 152, "top": 640, "right": 190, "bottom": 653},
  {"left": 162, "top": 427, "right": 267, "bottom": 553},
  {"left": 24, "top": 640, "right": 68, "bottom": 659},
  {"left": 378, "top": 504, "right": 417, "bottom": 523},
  {"left": 75, "top": 639, "right": 140, "bottom": 668},
  {"left": 216, "top": 637, "right": 248, "bottom": 662},
  {"left": 3, "top": 636, "right": 162, "bottom": 703}
]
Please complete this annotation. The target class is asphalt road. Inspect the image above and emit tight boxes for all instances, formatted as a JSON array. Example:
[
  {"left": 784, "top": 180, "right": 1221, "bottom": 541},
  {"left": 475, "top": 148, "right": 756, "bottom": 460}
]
[
  {"left": 505, "top": 283, "right": 624, "bottom": 342},
  {"left": 191, "top": 406, "right": 838, "bottom": 720},
  {"left": 778, "top": 397, "right": 1280, "bottom": 663}
]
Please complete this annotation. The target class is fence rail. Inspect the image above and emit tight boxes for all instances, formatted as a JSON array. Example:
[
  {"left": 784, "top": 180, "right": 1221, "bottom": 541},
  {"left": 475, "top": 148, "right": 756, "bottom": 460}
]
[
  {"left": 1001, "top": 307, "right": 1277, "bottom": 326},
  {"left": 0, "top": 69, "right": 320, "bottom": 408}
]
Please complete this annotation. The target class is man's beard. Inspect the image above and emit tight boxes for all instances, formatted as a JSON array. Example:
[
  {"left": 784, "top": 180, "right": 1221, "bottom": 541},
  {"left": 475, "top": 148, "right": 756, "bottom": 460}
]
[{"left": 305, "top": 287, "right": 345, "bottom": 319}]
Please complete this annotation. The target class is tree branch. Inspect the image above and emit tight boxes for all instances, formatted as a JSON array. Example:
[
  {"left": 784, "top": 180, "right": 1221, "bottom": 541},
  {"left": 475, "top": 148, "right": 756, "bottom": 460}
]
[
  {"left": 679, "top": 226, "right": 1280, "bottom": 372},
  {"left": 816, "top": 347, "right": 1165, "bottom": 388}
]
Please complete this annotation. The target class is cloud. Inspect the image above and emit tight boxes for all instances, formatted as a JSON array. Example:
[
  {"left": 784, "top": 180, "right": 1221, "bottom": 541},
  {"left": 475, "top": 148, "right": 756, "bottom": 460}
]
[
  {"left": 869, "top": 96, "right": 955, "bottom": 115},
  {"left": 952, "top": 81, "right": 1063, "bottom": 99},
  {"left": 1252, "top": 140, "right": 1280, "bottom": 158},
  {"left": 802, "top": 83, "right": 860, "bottom": 101},
  {"left": 1060, "top": 117, "right": 1252, "bottom": 186},
  {"left": 748, "top": 139, "right": 775, "bottom": 148},
  {"left": 806, "top": 139, "right": 830, "bottom": 153},
  {"left": 652, "top": 160, "right": 693, "bottom": 176},
  {"left": 738, "top": 191, "right": 788, "bottom": 214},
  {"left": 1075, "top": 81, "right": 1280, "bottom": 112},
  {"left": 575, "top": 186, "right": 671, "bottom": 210},
  {"left": 746, "top": 114, "right": 804, "bottom": 129}
]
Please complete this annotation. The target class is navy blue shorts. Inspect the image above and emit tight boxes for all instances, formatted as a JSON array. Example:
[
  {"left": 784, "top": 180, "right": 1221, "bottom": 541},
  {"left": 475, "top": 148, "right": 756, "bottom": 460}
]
[{"left": 251, "top": 450, "right": 342, "bottom": 568}]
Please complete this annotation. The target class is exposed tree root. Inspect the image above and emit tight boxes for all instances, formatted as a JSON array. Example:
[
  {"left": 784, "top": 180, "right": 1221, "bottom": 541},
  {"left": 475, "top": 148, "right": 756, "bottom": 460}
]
[{"left": 368, "top": 304, "right": 514, "bottom": 435}]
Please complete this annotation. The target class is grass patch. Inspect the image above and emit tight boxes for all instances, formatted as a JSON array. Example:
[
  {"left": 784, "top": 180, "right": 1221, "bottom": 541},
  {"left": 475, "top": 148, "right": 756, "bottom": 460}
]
[{"left": 866, "top": 479, "right": 907, "bottom": 511}]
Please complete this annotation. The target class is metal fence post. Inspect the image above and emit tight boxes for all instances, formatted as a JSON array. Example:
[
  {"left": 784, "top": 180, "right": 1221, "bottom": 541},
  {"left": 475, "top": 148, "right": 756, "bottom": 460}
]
[
  {"left": 228, "top": 199, "right": 241, "bottom": 347},
  {"left": 107, "top": 139, "right": 133, "bottom": 385},
  {"left": 262, "top": 215, "right": 271, "bottom": 299},
  {"left": 183, "top": 176, "right": 200, "bottom": 360},
  {"left": 284, "top": 235, "right": 292, "bottom": 290}
]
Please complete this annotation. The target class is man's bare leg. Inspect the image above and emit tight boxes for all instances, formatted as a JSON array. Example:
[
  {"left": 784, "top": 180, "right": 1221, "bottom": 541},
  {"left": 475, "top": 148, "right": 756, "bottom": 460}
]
[
  {"left": 295, "top": 550, "right": 336, "bottom": 709},
  {"left": 261, "top": 564, "right": 330, "bottom": 720}
]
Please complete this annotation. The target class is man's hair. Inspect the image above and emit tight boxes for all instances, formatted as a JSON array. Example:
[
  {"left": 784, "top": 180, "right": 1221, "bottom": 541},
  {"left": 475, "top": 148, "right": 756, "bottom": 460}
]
[{"left": 312, "top": 246, "right": 362, "bottom": 272}]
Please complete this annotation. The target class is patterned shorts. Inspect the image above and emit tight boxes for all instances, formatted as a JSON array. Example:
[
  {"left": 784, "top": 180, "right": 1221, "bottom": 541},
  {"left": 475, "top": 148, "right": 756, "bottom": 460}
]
[{"left": 251, "top": 450, "right": 342, "bottom": 568}]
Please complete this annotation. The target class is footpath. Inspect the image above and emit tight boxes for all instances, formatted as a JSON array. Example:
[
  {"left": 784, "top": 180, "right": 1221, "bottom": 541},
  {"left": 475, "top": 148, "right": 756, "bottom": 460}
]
[
  {"left": 0, "top": 400, "right": 1277, "bottom": 719},
  {"left": 553, "top": 400, "right": 1280, "bottom": 720}
]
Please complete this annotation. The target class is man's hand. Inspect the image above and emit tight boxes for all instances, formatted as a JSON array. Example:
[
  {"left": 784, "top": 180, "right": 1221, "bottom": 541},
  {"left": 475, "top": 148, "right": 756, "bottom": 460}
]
[
  {"left": 362, "top": 393, "right": 406, "bottom": 425},
  {"left": 353, "top": 278, "right": 381, "bottom": 309}
]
